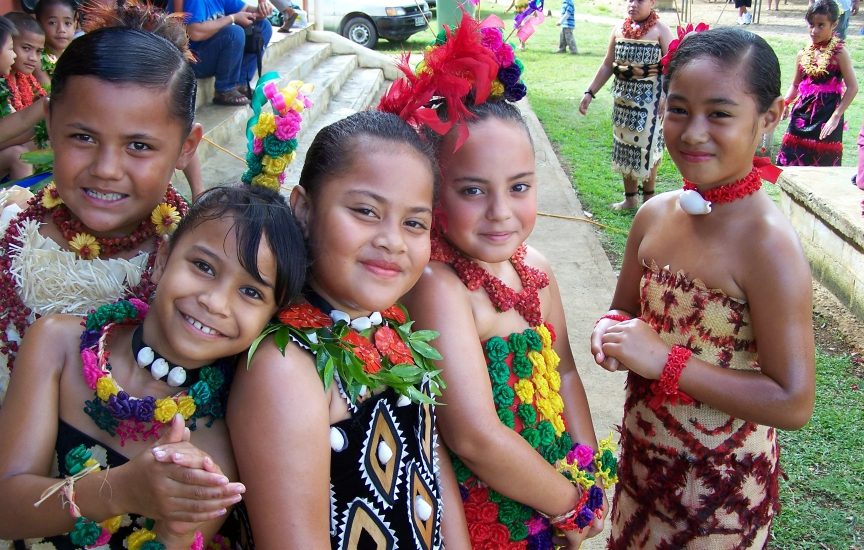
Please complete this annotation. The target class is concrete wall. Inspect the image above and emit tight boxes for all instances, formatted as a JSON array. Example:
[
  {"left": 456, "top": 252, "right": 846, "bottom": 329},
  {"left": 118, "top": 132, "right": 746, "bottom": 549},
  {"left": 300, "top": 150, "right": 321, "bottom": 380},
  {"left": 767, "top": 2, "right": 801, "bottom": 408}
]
[{"left": 777, "top": 167, "right": 864, "bottom": 321}]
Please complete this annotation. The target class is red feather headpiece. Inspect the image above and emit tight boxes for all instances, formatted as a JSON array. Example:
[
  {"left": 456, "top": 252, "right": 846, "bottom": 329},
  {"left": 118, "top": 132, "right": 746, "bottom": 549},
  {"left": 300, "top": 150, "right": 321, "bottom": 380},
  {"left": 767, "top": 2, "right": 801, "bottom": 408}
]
[{"left": 377, "top": 13, "right": 509, "bottom": 150}]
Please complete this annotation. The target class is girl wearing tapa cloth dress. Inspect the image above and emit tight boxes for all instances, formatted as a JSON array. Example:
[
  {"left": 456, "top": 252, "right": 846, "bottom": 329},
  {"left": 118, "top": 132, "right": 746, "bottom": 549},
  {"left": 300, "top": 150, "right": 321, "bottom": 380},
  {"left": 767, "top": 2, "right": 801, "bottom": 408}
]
[
  {"left": 777, "top": 0, "right": 858, "bottom": 167},
  {"left": 592, "top": 27, "right": 816, "bottom": 549}
]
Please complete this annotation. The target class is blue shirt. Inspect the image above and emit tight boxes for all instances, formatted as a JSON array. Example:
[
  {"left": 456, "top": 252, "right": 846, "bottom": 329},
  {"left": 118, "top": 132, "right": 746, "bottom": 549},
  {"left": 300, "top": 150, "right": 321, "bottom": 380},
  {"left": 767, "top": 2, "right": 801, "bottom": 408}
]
[
  {"left": 183, "top": 0, "right": 245, "bottom": 24},
  {"left": 561, "top": 0, "right": 575, "bottom": 28}
]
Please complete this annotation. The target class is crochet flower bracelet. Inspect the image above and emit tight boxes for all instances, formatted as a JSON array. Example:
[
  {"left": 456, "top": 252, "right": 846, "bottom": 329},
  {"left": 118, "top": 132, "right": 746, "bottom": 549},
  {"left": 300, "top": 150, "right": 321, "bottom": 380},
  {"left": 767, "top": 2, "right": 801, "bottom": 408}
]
[
  {"left": 38, "top": 445, "right": 205, "bottom": 550},
  {"left": 548, "top": 435, "right": 619, "bottom": 532}
]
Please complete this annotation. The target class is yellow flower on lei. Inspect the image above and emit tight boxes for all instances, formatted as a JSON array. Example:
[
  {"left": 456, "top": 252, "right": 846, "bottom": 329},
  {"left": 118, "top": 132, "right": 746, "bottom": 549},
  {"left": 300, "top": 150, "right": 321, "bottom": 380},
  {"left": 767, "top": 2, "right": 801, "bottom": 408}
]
[
  {"left": 550, "top": 393, "right": 564, "bottom": 414},
  {"left": 533, "top": 373, "right": 550, "bottom": 398},
  {"left": 252, "top": 112, "right": 276, "bottom": 138},
  {"left": 542, "top": 348, "right": 560, "bottom": 371},
  {"left": 528, "top": 350, "right": 546, "bottom": 376},
  {"left": 127, "top": 528, "right": 158, "bottom": 550},
  {"left": 177, "top": 395, "right": 197, "bottom": 420},
  {"left": 151, "top": 203, "right": 181, "bottom": 236},
  {"left": 41, "top": 182, "right": 63, "bottom": 208},
  {"left": 154, "top": 397, "right": 179, "bottom": 424},
  {"left": 551, "top": 414, "right": 566, "bottom": 436},
  {"left": 547, "top": 369, "right": 561, "bottom": 392},
  {"left": 536, "top": 324, "right": 552, "bottom": 349},
  {"left": 537, "top": 396, "right": 555, "bottom": 422},
  {"left": 514, "top": 379, "right": 535, "bottom": 404},
  {"left": 96, "top": 376, "right": 120, "bottom": 401},
  {"left": 101, "top": 515, "right": 123, "bottom": 534},
  {"left": 69, "top": 233, "right": 101, "bottom": 259}
]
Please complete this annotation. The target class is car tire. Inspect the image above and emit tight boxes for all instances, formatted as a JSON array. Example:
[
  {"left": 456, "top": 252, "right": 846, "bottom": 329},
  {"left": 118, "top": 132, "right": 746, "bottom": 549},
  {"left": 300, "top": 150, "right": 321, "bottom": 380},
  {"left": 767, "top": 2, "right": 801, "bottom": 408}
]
[{"left": 343, "top": 16, "right": 378, "bottom": 49}]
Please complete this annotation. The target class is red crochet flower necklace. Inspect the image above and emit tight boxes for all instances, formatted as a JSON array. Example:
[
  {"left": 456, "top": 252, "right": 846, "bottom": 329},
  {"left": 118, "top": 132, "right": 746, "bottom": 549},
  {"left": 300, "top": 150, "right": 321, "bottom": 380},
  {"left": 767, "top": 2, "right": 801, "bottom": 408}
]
[
  {"left": 431, "top": 233, "right": 549, "bottom": 327},
  {"left": 621, "top": 10, "right": 659, "bottom": 40},
  {"left": 0, "top": 186, "right": 185, "bottom": 373},
  {"left": 682, "top": 165, "right": 762, "bottom": 204},
  {"left": 5, "top": 71, "right": 46, "bottom": 111}
]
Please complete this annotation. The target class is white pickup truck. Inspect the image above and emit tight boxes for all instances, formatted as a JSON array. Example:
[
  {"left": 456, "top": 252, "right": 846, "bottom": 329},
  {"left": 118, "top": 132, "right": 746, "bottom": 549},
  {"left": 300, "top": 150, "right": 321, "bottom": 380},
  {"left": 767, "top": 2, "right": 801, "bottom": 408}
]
[{"left": 318, "top": 0, "right": 433, "bottom": 49}]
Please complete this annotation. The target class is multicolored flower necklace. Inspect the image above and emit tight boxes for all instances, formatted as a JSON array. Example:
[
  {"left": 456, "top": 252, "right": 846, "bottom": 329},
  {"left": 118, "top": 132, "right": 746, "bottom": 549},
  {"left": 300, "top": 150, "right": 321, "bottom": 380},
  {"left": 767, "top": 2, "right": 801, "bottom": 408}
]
[
  {"left": 5, "top": 70, "right": 47, "bottom": 111},
  {"left": 800, "top": 36, "right": 841, "bottom": 78},
  {"left": 42, "top": 182, "right": 186, "bottom": 259},
  {"left": 679, "top": 166, "right": 762, "bottom": 215},
  {"left": 431, "top": 233, "right": 550, "bottom": 327},
  {"left": 81, "top": 299, "right": 228, "bottom": 445},
  {"left": 621, "top": 10, "right": 659, "bottom": 40},
  {"left": 251, "top": 299, "right": 444, "bottom": 405},
  {"left": 0, "top": 185, "right": 184, "bottom": 374}
]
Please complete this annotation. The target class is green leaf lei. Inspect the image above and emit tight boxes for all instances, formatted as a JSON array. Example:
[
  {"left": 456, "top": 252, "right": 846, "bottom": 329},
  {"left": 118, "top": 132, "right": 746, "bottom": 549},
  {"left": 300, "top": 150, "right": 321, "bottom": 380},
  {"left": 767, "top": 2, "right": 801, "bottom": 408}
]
[{"left": 249, "top": 303, "right": 445, "bottom": 405}]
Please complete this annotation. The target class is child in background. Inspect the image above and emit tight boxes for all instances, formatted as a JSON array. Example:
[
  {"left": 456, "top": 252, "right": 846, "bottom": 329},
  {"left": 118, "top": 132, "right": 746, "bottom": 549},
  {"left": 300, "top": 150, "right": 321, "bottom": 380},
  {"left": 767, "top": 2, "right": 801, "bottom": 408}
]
[
  {"left": 591, "top": 27, "right": 815, "bottom": 548},
  {"left": 555, "top": 0, "right": 577, "bottom": 54},
  {"left": 737, "top": 0, "right": 753, "bottom": 24},
  {"left": 0, "top": 1, "right": 202, "bottom": 404},
  {"left": 0, "top": 16, "right": 38, "bottom": 180},
  {"left": 388, "top": 16, "right": 609, "bottom": 549},
  {"left": 0, "top": 185, "right": 306, "bottom": 547},
  {"left": 3, "top": 13, "right": 48, "bottom": 156},
  {"left": 579, "top": 0, "right": 672, "bottom": 210},
  {"left": 777, "top": 0, "right": 858, "bottom": 167},
  {"left": 33, "top": 0, "right": 76, "bottom": 89},
  {"left": 5, "top": 13, "right": 47, "bottom": 111},
  {"left": 228, "top": 110, "right": 465, "bottom": 549}
]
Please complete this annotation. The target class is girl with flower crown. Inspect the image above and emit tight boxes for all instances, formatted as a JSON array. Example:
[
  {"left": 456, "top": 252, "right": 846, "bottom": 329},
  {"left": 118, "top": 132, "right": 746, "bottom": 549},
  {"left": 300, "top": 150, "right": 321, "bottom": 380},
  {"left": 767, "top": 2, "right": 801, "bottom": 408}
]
[
  {"left": 228, "top": 110, "right": 468, "bottom": 549},
  {"left": 0, "top": 2, "right": 204, "bottom": 406},
  {"left": 776, "top": 0, "right": 858, "bottom": 167},
  {"left": 591, "top": 27, "right": 815, "bottom": 548},
  {"left": 382, "top": 15, "right": 611, "bottom": 550},
  {"left": 0, "top": 185, "right": 307, "bottom": 548},
  {"left": 579, "top": 0, "right": 673, "bottom": 211}
]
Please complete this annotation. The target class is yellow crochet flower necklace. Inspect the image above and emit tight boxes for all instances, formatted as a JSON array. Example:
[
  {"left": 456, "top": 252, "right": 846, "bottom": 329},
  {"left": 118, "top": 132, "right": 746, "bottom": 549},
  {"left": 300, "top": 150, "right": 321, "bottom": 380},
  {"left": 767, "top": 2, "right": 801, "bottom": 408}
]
[{"left": 800, "top": 36, "right": 840, "bottom": 78}]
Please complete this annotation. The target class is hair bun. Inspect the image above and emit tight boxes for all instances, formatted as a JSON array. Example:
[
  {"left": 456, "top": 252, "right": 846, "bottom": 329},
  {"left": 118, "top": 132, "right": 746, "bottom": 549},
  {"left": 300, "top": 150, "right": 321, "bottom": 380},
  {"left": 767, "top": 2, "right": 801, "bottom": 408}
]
[{"left": 82, "top": 0, "right": 193, "bottom": 61}]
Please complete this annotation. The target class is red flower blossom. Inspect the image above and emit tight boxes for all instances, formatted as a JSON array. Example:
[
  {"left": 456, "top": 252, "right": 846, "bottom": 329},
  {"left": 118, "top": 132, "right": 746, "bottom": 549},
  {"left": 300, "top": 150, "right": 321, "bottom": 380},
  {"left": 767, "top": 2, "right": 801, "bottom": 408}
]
[
  {"left": 660, "top": 22, "right": 709, "bottom": 74},
  {"left": 381, "top": 304, "right": 407, "bottom": 325},
  {"left": 476, "top": 502, "right": 500, "bottom": 523},
  {"left": 468, "top": 523, "right": 493, "bottom": 543},
  {"left": 487, "top": 523, "right": 512, "bottom": 546},
  {"left": 374, "top": 326, "right": 414, "bottom": 365},
  {"left": 343, "top": 331, "right": 382, "bottom": 374},
  {"left": 278, "top": 304, "right": 332, "bottom": 328}
]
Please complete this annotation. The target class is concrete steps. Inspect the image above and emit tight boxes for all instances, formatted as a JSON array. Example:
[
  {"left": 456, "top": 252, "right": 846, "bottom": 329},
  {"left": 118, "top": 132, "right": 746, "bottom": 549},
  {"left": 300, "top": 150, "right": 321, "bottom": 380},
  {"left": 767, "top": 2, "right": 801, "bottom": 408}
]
[{"left": 173, "top": 27, "right": 396, "bottom": 197}]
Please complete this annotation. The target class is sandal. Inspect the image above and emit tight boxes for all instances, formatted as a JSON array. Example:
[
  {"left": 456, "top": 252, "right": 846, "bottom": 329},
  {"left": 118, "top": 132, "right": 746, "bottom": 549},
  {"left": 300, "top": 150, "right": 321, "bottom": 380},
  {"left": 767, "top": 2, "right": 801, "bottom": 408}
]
[{"left": 213, "top": 89, "right": 250, "bottom": 106}]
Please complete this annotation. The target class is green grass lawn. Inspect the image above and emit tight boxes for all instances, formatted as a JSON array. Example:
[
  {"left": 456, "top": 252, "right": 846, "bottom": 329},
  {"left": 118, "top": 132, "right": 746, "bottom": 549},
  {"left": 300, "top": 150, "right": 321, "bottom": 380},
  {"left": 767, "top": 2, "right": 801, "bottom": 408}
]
[{"left": 382, "top": 3, "right": 864, "bottom": 546}]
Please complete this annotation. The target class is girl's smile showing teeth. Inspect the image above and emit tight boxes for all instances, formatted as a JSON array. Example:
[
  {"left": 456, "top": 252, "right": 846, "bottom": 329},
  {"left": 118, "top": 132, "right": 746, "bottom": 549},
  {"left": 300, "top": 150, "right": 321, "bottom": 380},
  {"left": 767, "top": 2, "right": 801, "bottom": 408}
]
[
  {"left": 84, "top": 188, "right": 127, "bottom": 201},
  {"left": 182, "top": 313, "right": 222, "bottom": 336}
]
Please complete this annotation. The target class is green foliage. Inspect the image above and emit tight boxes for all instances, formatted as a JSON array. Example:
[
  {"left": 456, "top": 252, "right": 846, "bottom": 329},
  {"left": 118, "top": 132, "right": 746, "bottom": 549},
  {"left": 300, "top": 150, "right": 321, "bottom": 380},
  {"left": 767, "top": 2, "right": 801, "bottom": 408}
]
[{"left": 772, "top": 352, "right": 864, "bottom": 548}]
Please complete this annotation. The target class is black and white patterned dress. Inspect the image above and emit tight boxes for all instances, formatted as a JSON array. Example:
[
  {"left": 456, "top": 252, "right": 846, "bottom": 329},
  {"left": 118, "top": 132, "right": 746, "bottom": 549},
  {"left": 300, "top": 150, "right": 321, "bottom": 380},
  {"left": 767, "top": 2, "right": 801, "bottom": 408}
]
[{"left": 611, "top": 38, "right": 665, "bottom": 181}]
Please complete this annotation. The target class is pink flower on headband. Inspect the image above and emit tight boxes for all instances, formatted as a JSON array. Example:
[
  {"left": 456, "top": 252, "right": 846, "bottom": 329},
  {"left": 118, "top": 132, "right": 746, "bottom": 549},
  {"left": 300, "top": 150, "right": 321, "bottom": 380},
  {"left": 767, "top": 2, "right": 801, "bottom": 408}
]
[
  {"left": 660, "top": 22, "right": 709, "bottom": 74},
  {"left": 275, "top": 110, "right": 302, "bottom": 140}
]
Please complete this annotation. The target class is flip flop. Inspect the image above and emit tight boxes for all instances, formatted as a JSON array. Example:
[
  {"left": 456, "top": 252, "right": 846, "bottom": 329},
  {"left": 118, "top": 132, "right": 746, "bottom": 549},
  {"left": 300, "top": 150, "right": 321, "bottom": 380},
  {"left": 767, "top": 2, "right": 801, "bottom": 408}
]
[{"left": 213, "top": 89, "right": 250, "bottom": 106}]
